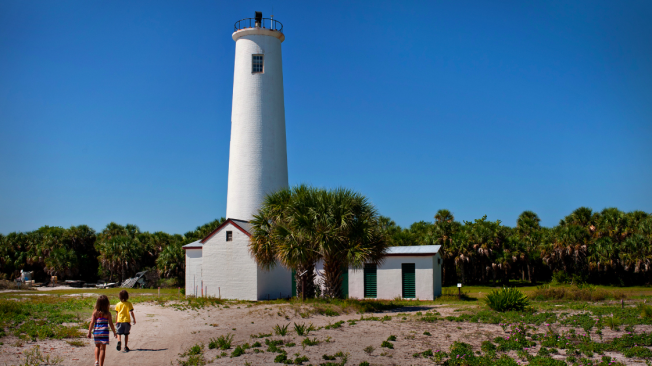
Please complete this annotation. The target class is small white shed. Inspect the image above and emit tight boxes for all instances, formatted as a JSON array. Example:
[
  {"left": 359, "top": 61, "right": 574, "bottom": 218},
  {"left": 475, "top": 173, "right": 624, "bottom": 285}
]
[
  {"left": 348, "top": 245, "right": 442, "bottom": 300},
  {"left": 183, "top": 218, "right": 291, "bottom": 301},
  {"left": 183, "top": 239, "right": 203, "bottom": 297}
]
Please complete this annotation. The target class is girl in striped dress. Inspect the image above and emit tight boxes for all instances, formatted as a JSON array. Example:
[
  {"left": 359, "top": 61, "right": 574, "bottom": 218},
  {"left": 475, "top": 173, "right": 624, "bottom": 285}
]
[{"left": 87, "top": 295, "right": 117, "bottom": 366}]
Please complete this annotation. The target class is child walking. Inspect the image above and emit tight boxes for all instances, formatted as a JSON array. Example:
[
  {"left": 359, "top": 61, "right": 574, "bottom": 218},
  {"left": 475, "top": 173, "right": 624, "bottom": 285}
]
[
  {"left": 115, "top": 290, "right": 136, "bottom": 352},
  {"left": 87, "top": 295, "right": 117, "bottom": 366}
]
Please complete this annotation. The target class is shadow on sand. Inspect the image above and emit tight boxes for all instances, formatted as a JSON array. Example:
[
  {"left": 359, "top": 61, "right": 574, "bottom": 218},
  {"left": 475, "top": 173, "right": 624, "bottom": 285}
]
[{"left": 134, "top": 348, "right": 168, "bottom": 352}]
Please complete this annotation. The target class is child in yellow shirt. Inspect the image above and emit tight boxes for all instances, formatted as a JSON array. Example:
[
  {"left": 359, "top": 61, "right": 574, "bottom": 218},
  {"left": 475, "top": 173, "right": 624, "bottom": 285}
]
[{"left": 115, "top": 290, "right": 136, "bottom": 352}]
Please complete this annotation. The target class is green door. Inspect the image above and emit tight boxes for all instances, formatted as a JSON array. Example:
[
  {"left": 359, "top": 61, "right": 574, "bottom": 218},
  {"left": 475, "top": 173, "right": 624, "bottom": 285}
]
[
  {"left": 340, "top": 267, "right": 349, "bottom": 298},
  {"left": 402, "top": 263, "right": 415, "bottom": 299},
  {"left": 364, "top": 264, "right": 377, "bottom": 298},
  {"left": 291, "top": 269, "right": 296, "bottom": 297}
]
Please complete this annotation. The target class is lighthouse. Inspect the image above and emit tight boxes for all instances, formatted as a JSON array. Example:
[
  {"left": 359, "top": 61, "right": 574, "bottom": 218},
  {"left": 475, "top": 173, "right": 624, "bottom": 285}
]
[
  {"left": 226, "top": 11, "right": 288, "bottom": 221},
  {"left": 183, "top": 12, "right": 291, "bottom": 301}
]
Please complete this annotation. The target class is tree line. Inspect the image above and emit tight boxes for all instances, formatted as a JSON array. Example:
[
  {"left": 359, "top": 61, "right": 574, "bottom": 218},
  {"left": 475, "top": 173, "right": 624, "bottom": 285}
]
[
  {"left": 0, "top": 219, "right": 225, "bottom": 284},
  {"left": 1, "top": 196, "right": 649, "bottom": 289},
  {"left": 383, "top": 207, "right": 652, "bottom": 287}
]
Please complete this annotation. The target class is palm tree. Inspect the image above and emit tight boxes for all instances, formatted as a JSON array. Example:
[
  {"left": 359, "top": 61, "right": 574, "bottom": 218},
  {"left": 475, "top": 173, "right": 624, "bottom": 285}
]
[
  {"left": 96, "top": 236, "right": 143, "bottom": 282},
  {"left": 314, "top": 187, "right": 388, "bottom": 298},
  {"left": 250, "top": 186, "right": 320, "bottom": 300},
  {"left": 157, "top": 242, "right": 185, "bottom": 279},
  {"left": 250, "top": 186, "right": 388, "bottom": 299},
  {"left": 516, "top": 211, "right": 541, "bottom": 283}
]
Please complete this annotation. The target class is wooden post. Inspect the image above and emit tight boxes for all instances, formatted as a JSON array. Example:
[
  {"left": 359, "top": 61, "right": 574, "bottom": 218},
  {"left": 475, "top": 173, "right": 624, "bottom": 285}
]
[
  {"left": 621, "top": 299, "right": 624, "bottom": 309},
  {"left": 158, "top": 287, "right": 160, "bottom": 297},
  {"left": 219, "top": 287, "right": 221, "bottom": 299}
]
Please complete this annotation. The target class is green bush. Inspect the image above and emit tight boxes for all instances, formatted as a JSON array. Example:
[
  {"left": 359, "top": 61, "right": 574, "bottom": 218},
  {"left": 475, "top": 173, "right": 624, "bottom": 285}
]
[
  {"left": 380, "top": 340, "right": 393, "bottom": 349},
  {"left": 485, "top": 288, "right": 530, "bottom": 312}
]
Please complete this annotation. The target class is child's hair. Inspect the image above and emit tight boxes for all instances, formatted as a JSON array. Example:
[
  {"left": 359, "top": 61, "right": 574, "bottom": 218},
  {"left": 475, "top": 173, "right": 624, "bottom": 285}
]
[
  {"left": 95, "top": 295, "right": 110, "bottom": 316},
  {"left": 119, "top": 290, "right": 129, "bottom": 302}
]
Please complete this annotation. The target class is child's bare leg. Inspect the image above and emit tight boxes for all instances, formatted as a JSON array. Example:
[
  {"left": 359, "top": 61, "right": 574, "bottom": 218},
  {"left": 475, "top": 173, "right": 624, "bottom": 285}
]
[
  {"left": 94, "top": 344, "right": 100, "bottom": 362},
  {"left": 99, "top": 344, "right": 106, "bottom": 366},
  {"left": 124, "top": 334, "right": 128, "bottom": 348}
]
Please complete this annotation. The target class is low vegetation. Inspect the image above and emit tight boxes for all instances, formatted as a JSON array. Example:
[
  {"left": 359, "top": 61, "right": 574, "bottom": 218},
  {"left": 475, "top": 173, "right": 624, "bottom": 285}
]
[{"left": 485, "top": 287, "right": 530, "bottom": 312}]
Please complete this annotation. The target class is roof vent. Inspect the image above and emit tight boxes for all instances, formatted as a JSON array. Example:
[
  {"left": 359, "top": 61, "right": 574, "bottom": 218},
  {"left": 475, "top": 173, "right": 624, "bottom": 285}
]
[{"left": 255, "top": 11, "right": 262, "bottom": 27}]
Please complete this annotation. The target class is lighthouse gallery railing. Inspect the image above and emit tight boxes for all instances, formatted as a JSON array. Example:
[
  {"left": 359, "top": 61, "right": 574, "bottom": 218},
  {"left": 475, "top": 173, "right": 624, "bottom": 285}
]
[{"left": 234, "top": 18, "right": 283, "bottom": 33}]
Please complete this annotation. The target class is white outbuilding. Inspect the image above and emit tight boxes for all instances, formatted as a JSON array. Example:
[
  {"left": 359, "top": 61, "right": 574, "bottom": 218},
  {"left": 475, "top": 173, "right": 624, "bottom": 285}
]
[
  {"left": 347, "top": 245, "right": 443, "bottom": 300},
  {"left": 184, "top": 219, "right": 291, "bottom": 301},
  {"left": 299, "top": 245, "right": 443, "bottom": 301}
]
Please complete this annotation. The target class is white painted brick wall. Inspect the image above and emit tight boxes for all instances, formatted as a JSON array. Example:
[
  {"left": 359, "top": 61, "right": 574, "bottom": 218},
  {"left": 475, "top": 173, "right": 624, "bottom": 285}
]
[
  {"left": 185, "top": 249, "right": 202, "bottom": 297},
  {"left": 202, "top": 223, "right": 258, "bottom": 301},
  {"left": 226, "top": 31, "right": 288, "bottom": 221},
  {"left": 200, "top": 221, "right": 292, "bottom": 301},
  {"left": 348, "top": 255, "right": 441, "bottom": 300}
]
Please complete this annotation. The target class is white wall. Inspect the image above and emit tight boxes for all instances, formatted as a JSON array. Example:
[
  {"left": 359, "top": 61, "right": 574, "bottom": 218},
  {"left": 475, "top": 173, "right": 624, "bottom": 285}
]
[
  {"left": 185, "top": 249, "right": 202, "bottom": 297},
  {"left": 257, "top": 264, "right": 292, "bottom": 300},
  {"left": 348, "top": 267, "right": 364, "bottom": 299},
  {"left": 348, "top": 255, "right": 439, "bottom": 300},
  {"left": 226, "top": 30, "right": 288, "bottom": 221},
  {"left": 202, "top": 223, "right": 258, "bottom": 301}
]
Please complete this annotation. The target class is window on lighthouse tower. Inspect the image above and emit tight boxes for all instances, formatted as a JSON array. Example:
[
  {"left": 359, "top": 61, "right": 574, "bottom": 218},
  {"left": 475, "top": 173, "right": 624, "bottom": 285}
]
[{"left": 252, "top": 55, "right": 264, "bottom": 73}]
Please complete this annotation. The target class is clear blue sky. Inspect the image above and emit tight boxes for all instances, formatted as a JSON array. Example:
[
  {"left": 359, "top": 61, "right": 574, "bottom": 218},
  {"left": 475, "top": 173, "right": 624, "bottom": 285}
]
[{"left": 1, "top": 0, "right": 650, "bottom": 234}]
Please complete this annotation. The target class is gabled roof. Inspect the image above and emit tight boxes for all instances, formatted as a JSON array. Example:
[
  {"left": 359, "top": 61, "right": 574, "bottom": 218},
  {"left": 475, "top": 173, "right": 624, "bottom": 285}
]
[
  {"left": 385, "top": 245, "right": 440, "bottom": 256},
  {"left": 182, "top": 239, "right": 203, "bottom": 250},
  {"left": 200, "top": 218, "right": 252, "bottom": 244}
]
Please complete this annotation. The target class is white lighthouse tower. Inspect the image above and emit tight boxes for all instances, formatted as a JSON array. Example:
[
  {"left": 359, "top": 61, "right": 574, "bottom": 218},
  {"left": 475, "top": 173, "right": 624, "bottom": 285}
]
[
  {"left": 226, "top": 12, "right": 288, "bottom": 221},
  {"left": 183, "top": 13, "right": 291, "bottom": 301}
]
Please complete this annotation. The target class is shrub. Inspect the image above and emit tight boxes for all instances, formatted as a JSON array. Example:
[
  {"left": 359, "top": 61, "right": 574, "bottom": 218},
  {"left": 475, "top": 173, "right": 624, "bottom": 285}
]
[
  {"left": 386, "top": 335, "right": 397, "bottom": 341},
  {"left": 380, "top": 340, "right": 393, "bottom": 349},
  {"left": 639, "top": 303, "right": 652, "bottom": 319},
  {"left": 485, "top": 288, "right": 529, "bottom": 312},
  {"left": 623, "top": 346, "right": 652, "bottom": 358},
  {"left": 230, "top": 345, "right": 245, "bottom": 357},
  {"left": 604, "top": 315, "right": 621, "bottom": 331},
  {"left": 209, "top": 334, "right": 233, "bottom": 350},
  {"left": 423, "top": 331, "right": 431, "bottom": 336},
  {"left": 325, "top": 320, "right": 344, "bottom": 329},
  {"left": 274, "top": 323, "right": 289, "bottom": 336},
  {"left": 301, "top": 337, "right": 319, "bottom": 347}
]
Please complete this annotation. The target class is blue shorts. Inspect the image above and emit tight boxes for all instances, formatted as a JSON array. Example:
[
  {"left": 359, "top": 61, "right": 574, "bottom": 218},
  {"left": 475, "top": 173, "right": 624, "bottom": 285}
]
[{"left": 116, "top": 322, "right": 131, "bottom": 335}]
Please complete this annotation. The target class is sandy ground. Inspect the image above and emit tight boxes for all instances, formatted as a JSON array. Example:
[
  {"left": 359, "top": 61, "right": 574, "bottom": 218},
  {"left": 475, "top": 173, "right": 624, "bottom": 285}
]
[{"left": 0, "top": 302, "right": 647, "bottom": 366}]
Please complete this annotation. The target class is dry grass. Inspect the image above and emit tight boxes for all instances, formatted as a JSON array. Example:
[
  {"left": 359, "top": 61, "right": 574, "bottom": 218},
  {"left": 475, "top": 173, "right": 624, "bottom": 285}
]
[{"left": 532, "top": 285, "right": 626, "bottom": 301}]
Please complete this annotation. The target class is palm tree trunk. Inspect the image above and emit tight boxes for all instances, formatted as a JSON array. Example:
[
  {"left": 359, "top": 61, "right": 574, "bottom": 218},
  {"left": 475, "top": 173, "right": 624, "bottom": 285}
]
[{"left": 323, "top": 257, "right": 343, "bottom": 298}]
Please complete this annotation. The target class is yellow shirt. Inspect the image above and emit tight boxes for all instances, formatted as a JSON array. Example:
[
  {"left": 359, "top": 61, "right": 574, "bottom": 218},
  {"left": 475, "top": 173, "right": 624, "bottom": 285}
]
[{"left": 115, "top": 301, "right": 134, "bottom": 323}]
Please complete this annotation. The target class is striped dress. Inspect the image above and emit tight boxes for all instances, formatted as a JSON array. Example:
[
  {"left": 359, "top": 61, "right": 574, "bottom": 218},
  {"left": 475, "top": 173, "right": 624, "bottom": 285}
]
[{"left": 93, "top": 313, "right": 110, "bottom": 344}]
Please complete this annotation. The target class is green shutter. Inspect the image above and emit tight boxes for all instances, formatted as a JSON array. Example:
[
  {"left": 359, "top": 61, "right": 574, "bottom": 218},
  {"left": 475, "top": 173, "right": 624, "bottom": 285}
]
[
  {"left": 291, "top": 269, "right": 296, "bottom": 297},
  {"left": 402, "top": 263, "right": 415, "bottom": 299},
  {"left": 340, "top": 267, "right": 349, "bottom": 298},
  {"left": 364, "top": 264, "right": 377, "bottom": 298}
]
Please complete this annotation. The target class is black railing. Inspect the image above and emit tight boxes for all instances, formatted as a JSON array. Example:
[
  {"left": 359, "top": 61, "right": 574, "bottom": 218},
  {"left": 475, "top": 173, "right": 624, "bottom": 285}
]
[{"left": 234, "top": 18, "right": 283, "bottom": 33}]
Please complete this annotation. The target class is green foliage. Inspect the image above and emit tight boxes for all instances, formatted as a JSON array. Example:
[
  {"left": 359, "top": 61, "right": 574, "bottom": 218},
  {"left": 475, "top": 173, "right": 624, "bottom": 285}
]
[
  {"left": 380, "top": 340, "right": 393, "bottom": 349},
  {"left": 294, "top": 322, "right": 313, "bottom": 336},
  {"left": 485, "top": 288, "right": 530, "bottom": 312},
  {"left": 639, "top": 303, "right": 652, "bottom": 319},
  {"left": 230, "top": 345, "right": 245, "bottom": 357},
  {"left": 301, "top": 337, "right": 319, "bottom": 347},
  {"left": 386, "top": 335, "right": 396, "bottom": 341},
  {"left": 265, "top": 338, "right": 285, "bottom": 353},
  {"left": 604, "top": 315, "right": 621, "bottom": 330},
  {"left": 324, "top": 320, "right": 344, "bottom": 329},
  {"left": 274, "top": 323, "right": 290, "bottom": 336},
  {"left": 19, "top": 345, "right": 63, "bottom": 366},
  {"left": 208, "top": 334, "right": 233, "bottom": 350}
]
